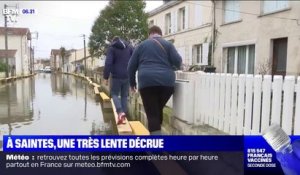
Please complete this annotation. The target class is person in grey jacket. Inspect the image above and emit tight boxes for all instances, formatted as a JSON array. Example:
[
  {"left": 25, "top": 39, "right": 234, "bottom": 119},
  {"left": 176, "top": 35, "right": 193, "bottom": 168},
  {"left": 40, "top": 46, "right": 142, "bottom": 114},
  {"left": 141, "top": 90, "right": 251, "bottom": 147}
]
[{"left": 127, "top": 25, "right": 182, "bottom": 134}]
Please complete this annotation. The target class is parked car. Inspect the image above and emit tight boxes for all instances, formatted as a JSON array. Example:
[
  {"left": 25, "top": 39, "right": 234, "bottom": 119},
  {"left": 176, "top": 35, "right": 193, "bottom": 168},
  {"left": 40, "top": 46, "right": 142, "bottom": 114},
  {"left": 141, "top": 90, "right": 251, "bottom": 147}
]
[{"left": 44, "top": 66, "right": 51, "bottom": 73}]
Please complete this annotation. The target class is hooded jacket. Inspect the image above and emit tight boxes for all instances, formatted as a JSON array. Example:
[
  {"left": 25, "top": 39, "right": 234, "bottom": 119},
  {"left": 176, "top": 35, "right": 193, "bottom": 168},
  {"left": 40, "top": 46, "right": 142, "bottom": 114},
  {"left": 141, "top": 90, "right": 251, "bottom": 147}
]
[{"left": 103, "top": 38, "right": 133, "bottom": 80}]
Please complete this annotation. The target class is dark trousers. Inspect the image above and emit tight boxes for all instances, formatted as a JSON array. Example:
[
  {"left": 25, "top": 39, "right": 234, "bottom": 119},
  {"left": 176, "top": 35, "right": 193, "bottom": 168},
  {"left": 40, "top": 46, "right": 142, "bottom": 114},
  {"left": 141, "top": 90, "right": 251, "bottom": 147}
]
[{"left": 139, "top": 86, "right": 174, "bottom": 132}]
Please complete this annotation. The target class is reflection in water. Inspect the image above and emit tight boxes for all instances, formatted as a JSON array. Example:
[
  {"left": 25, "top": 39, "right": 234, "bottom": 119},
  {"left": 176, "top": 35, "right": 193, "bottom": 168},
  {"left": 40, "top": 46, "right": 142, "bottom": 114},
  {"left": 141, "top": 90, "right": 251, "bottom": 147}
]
[
  {"left": 0, "top": 73, "right": 112, "bottom": 150},
  {"left": 84, "top": 83, "right": 87, "bottom": 121}
]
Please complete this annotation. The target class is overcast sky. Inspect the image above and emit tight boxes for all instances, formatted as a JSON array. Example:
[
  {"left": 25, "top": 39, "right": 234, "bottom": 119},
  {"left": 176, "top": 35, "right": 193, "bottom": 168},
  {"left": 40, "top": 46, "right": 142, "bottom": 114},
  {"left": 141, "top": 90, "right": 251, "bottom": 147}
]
[{"left": 0, "top": 1, "right": 163, "bottom": 58}]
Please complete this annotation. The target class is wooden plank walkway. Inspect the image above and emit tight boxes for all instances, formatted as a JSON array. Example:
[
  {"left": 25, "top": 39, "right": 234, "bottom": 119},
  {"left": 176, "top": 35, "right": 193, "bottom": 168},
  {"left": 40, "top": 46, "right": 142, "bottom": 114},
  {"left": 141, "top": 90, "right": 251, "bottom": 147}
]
[
  {"left": 100, "top": 92, "right": 110, "bottom": 102},
  {"left": 65, "top": 72, "right": 150, "bottom": 136},
  {"left": 129, "top": 121, "right": 150, "bottom": 135},
  {"left": 111, "top": 99, "right": 133, "bottom": 135}
]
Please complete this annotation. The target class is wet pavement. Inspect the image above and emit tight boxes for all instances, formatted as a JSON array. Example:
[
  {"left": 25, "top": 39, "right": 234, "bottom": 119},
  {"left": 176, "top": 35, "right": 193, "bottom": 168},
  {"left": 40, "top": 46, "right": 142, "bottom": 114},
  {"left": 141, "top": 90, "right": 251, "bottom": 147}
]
[{"left": 0, "top": 73, "right": 114, "bottom": 150}]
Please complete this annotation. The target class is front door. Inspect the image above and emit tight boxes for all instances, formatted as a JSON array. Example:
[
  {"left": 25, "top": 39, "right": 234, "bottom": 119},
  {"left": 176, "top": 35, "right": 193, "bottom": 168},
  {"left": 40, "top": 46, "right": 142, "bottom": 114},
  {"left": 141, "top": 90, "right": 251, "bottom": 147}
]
[{"left": 272, "top": 38, "right": 287, "bottom": 76}]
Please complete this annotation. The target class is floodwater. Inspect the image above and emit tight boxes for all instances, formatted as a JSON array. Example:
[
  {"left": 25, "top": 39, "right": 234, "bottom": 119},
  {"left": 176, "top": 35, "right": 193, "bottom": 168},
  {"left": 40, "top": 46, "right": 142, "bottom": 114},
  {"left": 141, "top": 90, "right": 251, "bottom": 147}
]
[{"left": 0, "top": 73, "right": 114, "bottom": 150}]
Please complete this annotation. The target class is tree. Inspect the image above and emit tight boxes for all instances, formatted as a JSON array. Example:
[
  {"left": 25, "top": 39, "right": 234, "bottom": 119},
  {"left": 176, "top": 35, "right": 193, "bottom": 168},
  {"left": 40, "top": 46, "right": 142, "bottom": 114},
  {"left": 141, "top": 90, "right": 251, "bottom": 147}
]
[
  {"left": 60, "top": 47, "right": 67, "bottom": 72},
  {"left": 89, "top": 0, "right": 148, "bottom": 57}
]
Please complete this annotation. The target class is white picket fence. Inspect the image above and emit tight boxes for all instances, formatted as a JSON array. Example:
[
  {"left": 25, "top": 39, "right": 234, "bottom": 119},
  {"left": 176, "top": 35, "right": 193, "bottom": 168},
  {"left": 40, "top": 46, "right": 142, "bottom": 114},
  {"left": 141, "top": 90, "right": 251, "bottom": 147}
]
[{"left": 174, "top": 71, "right": 300, "bottom": 135}]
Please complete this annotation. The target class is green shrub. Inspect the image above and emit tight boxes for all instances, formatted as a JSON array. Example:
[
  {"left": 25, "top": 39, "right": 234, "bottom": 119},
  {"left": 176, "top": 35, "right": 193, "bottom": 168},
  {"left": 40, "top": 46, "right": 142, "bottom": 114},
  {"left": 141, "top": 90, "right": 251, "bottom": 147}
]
[{"left": 0, "top": 62, "right": 8, "bottom": 72}]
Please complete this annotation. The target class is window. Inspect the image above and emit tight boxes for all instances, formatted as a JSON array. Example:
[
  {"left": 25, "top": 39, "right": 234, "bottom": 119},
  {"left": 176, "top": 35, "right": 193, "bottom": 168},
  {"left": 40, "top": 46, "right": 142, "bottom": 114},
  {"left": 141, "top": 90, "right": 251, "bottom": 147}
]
[
  {"left": 272, "top": 38, "right": 287, "bottom": 75},
  {"left": 192, "top": 43, "right": 209, "bottom": 65},
  {"left": 165, "top": 13, "right": 171, "bottom": 35},
  {"left": 226, "top": 45, "right": 255, "bottom": 74},
  {"left": 193, "top": 44, "right": 202, "bottom": 65},
  {"left": 224, "top": 0, "right": 240, "bottom": 23},
  {"left": 227, "top": 47, "right": 235, "bottom": 73},
  {"left": 165, "top": 13, "right": 172, "bottom": 35},
  {"left": 178, "top": 7, "right": 185, "bottom": 31},
  {"left": 149, "top": 20, "right": 154, "bottom": 27},
  {"left": 263, "top": 1, "right": 289, "bottom": 14}
]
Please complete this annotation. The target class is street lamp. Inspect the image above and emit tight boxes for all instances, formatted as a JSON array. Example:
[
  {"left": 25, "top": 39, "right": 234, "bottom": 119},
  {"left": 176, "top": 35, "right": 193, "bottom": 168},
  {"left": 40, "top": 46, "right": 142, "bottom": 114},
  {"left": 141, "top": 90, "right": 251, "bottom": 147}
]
[{"left": 80, "top": 34, "right": 87, "bottom": 76}]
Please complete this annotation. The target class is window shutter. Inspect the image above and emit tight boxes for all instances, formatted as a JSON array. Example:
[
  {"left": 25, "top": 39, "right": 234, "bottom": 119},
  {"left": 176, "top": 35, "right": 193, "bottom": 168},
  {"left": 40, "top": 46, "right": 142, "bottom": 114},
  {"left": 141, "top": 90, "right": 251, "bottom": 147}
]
[
  {"left": 189, "top": 46, "right": 193, "bottom": 65},
  {"left": 202, "top": 43, "right": 209, "bottom": 65},
  {"left": 171, "top": 11, "right": 175, "bottom": 33},
  {"left": 184, "top": 5, "right": 189, "bottom": 30},
  {"left": 194, "top": 4, "right": 202, "bottom": 27},
  {"left": 174, "top": 10, "right": 178, "bottom": 33},
  {"left": 192, "top": 46, "right": 196, "bottom": 64},
  {"left": 177, "top": 47, "right": 186, "bottom": 64}
]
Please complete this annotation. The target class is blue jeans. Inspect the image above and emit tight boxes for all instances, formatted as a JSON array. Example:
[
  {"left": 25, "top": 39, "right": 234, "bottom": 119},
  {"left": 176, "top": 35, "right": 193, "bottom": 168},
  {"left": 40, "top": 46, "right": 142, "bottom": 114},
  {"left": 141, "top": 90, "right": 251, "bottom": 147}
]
[{"left": 110, "top": 78, "right": 129, "bottom": 114}]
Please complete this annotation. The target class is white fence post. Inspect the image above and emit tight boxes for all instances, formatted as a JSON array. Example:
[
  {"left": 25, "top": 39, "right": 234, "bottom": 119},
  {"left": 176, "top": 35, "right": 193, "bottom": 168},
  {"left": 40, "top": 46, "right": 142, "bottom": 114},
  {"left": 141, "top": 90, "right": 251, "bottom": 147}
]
[
  {"left": 271, "top": 76, "right": 283, "bottom": 126},
  {"left": 209, "top": 73, "right": 215, "bottom": 126},
  {"left": 204, "top": 74, "right": 210, "bottom": 124},
  {"left": 294, "top": 77, "right": 300, "bottom": 135},
  {"left": 194, "top": 72, "right": 202, "bottom": 125},
  {"left": 200, "top": 73, "right": 206, "bottom": 124},
  {"left": 261, "top": 75, "right": 272, "bottom": 133},
  {"left": 244, "top": 75, "right": 253, "bottom": 135},
  {"left": 230, "top": 74, "right": 238, "bottom": 135},
  {"left": 252, "top": 75, "right": 262, "bottom": 135},
  {"left": 219, "top": 74, "right": 226, "bottom": 130},
  {"left": 213, "top": 73, "right": 220, "bottom": 129},
  {"left": 237, "top": 74, "right": 246, "bottom": 135},
  {"left": 282, "top": 76, "right": 295, "bottom": 135},
  {"left": 174, "top": 71, "right": 299, "bottom": 136},
  {"left": 224, "top": 74, "right": 232, "bottom": 133}
]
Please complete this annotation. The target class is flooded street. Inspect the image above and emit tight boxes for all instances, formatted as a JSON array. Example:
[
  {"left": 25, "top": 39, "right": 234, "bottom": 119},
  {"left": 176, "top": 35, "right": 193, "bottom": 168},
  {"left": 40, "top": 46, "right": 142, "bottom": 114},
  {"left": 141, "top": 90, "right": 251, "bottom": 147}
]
[{"left": 0, "top": 73, "right": 113, "bottom": 149}]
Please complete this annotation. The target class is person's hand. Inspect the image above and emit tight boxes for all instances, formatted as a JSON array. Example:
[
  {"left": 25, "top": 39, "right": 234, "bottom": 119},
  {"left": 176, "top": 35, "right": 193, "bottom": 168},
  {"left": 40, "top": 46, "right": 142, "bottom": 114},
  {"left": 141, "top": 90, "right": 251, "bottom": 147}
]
[
  {"left": 131, "top": 86, "right": 137, "bottom": 93},
  {"left": 104, "top": 79, "right": 108, "bottom": 86}
]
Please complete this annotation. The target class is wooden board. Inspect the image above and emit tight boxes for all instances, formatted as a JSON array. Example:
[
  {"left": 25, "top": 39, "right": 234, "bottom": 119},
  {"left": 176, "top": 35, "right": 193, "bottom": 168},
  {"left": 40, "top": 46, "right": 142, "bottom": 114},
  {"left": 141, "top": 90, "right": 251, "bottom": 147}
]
[
  {"left": 100, "top": 92, "right": 110, "bottom": 101},
  {"left": 93, "top": 83, "right": 101, "bottom": 88},
  {"left": 94, "top": 87, "right": 100, "bottom": 94},
  {"left": 111, "top": 99, "right": 132, "bottom": 135},
  {"left": 129, "top": 121, "right": 150, "bottom": 135}
]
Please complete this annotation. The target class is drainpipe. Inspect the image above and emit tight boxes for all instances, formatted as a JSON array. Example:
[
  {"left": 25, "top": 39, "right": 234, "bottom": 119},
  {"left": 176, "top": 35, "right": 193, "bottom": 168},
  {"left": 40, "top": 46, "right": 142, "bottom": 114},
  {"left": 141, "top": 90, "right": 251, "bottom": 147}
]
[
  {"left": 211, "top": 0, "right": 216, "bottom": 67},
  {"left": 21, "top": 35, "right": 24, "bottom": 75}
]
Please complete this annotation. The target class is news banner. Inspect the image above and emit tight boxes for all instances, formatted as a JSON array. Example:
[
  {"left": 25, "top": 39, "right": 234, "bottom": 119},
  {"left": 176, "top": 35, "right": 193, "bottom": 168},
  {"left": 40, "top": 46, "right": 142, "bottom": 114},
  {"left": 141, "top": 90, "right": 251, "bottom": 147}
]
[{"left": 1, "top": 135, "right": 300, "bottom": 175}]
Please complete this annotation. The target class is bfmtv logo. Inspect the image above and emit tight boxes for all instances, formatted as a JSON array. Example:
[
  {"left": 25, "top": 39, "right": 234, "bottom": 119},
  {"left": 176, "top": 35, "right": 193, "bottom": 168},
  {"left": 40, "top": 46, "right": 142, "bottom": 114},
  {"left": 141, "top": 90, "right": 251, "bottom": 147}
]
[{"left": 2, "top": 8, "right": 19, "bottom": 23}]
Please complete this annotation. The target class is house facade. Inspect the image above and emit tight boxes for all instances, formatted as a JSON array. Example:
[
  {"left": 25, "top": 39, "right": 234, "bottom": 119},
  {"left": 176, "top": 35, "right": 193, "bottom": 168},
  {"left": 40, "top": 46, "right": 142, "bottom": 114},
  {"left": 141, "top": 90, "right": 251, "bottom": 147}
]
[
  {"left": 68, "top": 47, "right": 104, "bottom": 73},
  {"left": 149, "top": 1, "right": 300, "bottom": 75},
  {"left": 214, "top": 0, "right": 300, "bottom": 75},
  {"left": 34, "top": 58, "right": 50, "bottom": 71},
  {"left": 148, "top": 1, "right": 213, "bottom": 67},
  {"left": 0, "top": 27, "right": 31, "bottom": 76},
  {"left": 50, "top": 49, "right": 60, "bottom": 71}
]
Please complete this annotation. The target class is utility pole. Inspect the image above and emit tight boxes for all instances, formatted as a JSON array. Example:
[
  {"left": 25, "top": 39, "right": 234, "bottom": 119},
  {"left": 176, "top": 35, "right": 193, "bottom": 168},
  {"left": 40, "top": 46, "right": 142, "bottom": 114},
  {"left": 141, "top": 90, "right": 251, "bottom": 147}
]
[
  {"left": 4, "top": 4, "right": 9, "bottom": 77},
  {"left": 30, "top": 39, "right": 32, "bottom": 74},
  {"left": 74, "top": 49, "right": 77, "bottom": 72},
  {"left": 3, "top": 3, "right": 18, "bottom": 77},
  {"left": 30, "top": 32, "right": 38, "bottom": 74},
  {"left": 83, "top": 34, "right": 87, "bottom": 76},
  {"left": 32, "top": 46, "right": 35, "bottom": 73}
]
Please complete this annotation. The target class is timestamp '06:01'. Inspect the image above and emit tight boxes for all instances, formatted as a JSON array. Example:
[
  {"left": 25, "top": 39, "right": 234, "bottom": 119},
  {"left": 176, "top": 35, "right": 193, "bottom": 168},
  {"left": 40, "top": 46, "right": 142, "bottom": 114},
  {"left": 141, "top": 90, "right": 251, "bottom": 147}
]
[{"left": 22, "top": 9, "right": 35, "bottom": 14}]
